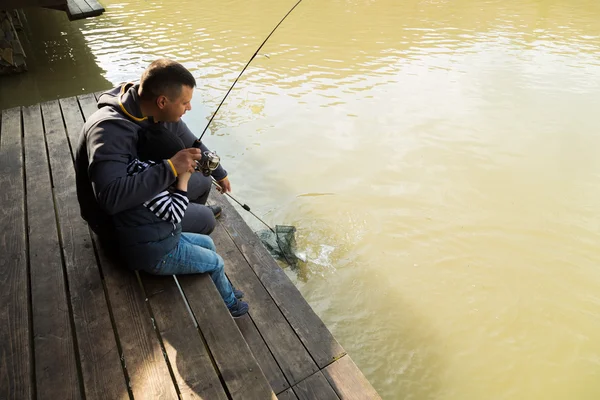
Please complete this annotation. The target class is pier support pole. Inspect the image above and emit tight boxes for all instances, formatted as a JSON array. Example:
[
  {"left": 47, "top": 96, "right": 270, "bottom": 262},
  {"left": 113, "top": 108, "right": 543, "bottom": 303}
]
[{"left": 0, "top": 9, "right": 27, "bottom": 75}]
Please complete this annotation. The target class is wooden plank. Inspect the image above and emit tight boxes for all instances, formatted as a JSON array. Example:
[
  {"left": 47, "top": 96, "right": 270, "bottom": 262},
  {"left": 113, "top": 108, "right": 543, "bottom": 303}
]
[
  {"left": 66, "top": 0, "right": 83, "bottom": 16},
  {"left": 77, "top": 94, "right": 178, "bottom": 399},
  {"left": 293, "top": 371, "right": 339, "bottom": 400},
  {"left": 211, "top": 193, "right": 346, "bottom": 368},
  {"left": 178, "top": 274, "right": 276, "bottom": 400},
  {"left": 210, "top": 222, "right": 317, "bottom": 385},
  {"left": 85, "top": 0, "right": 104, "bottom": 11},
  {"left": 323, "top": 355, "right": 381, "bottom": 400},
  {"left": 234, "top": 314, "right": 289, "bottom": 394},
  {"left": 77, "top": 94, "right": 99, "bottom": 122},
  {"left": 141, "top": 274, "right": 229, "bottom": 400},
  {"left": 66, "top": 0, "right": 104, "bottom": 20},
  {"left": 58, "top": 97, "right": 85, "bottom": 152},
  {"left": 0, "top": 107, "right": 32, "bottom": 400},
  {"left": 41, "top": 100, "right": 127, "bottom": 400},
  {"left": 93, "top": 245, "right": 179, "bottom": 398},
  {"left": 22, "top": 104, "right": 81, "bottom": 398},
  {"left": 278, "top": 388, "right": 299, "bottom": 400}
]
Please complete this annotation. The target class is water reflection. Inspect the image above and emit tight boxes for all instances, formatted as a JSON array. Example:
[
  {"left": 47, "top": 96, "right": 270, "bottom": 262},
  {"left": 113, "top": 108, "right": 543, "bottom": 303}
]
[{"left": 0, "top": 8, "right": 111, "bottom": 109}]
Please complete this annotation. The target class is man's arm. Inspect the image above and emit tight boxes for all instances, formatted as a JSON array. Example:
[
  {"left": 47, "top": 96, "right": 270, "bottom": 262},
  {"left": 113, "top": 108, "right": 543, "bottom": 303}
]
[{"left": 88, "top": 121, "right": 177, "bottom": 215}]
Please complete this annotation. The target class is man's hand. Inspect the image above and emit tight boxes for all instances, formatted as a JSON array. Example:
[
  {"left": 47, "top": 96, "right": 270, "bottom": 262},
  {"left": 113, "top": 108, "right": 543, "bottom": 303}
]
[
  {"left": 170, "top": 148, "right": 202, "bottom": 175},
  {"left": 217, "top": 176, "right": 232, "bottom": 194}
]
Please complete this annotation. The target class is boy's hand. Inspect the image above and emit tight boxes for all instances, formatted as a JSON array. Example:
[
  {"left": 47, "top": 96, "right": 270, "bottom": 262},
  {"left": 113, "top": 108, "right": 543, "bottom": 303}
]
[{"left": 176, "top": 170, "right": 193, "bottom": 191}]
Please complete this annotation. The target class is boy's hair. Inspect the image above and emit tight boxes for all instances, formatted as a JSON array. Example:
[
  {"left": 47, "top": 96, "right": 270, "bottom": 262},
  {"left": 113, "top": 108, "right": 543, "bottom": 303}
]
[{"left": 139, "top": 59, "right": 196, "bottom": 100}]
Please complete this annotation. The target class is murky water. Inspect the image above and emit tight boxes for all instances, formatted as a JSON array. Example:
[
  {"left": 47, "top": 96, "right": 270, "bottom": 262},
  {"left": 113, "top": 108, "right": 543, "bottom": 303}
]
[{"left": 3, "top": 1, "right": 600, "bottom": 398}]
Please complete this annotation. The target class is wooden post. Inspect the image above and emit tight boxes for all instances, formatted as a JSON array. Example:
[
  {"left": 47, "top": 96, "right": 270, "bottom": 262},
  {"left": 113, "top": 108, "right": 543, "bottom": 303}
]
[{"left": 0, "top": 10, "right": 27, "bottom": 75}]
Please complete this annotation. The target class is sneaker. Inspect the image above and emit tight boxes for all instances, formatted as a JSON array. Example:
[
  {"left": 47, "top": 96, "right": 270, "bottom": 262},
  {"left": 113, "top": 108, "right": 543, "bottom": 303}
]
[
  {"left": 208, "top": 205, "right": 222, "bottom": 219},
  {"left": 233, "top": 287, "right": 244, "bottom": 299},
  {"left": 228, "top": 298, "right": 249, "bottom": 318}
]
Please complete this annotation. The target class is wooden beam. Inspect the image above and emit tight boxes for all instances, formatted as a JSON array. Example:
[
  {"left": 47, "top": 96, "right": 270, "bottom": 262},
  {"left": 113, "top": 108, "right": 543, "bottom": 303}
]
[
  {"left": 323, "top": 355, "right": 381, "bottom": 400},
  {"left": 293, "top": 371, "right": 339, "bottom": 400},
  {"left": 23, "top": 103, "right": 81, "bottom": 398},
  {"left": 0, "top": 107, "right": 32, "bottom": 400}
]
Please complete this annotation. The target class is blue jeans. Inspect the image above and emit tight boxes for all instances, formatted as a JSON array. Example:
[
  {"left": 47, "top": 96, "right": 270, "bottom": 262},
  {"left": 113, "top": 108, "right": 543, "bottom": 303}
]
[{"left": 151, "top": 233, "right": 235, "bottom": 307}]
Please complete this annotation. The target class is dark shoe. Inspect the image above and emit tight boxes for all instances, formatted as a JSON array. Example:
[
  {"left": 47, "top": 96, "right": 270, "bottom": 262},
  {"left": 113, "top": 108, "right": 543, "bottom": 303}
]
[
  {"left": 228, "top": 298, "right": 249, "bottom": 318},
  {"left": 208, "top": 205, "right": 222, "bottom": 219},
  {"left": 233, "top": 287, "right": 244, "bottom": 299}
]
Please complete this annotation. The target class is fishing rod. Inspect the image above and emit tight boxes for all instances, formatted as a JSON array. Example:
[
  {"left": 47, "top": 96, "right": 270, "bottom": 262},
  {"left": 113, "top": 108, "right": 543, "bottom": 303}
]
[
  {"left": 192, "top": 0, "right": 303, "bottom": 226},
  {"left": 194, "top": 0, "right": 303, "bottom": 144},
  {"left": 193, "top": 1, "right": 305, "bottom": 266},
  {"left": 211, "top": 178, "right": 275, "bottom": 234}
]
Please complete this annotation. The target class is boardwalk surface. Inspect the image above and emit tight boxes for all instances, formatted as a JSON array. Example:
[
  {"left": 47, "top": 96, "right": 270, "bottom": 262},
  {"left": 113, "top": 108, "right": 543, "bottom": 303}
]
[{"left": 0, "top": 94, "right": 381, "bottom": 400}]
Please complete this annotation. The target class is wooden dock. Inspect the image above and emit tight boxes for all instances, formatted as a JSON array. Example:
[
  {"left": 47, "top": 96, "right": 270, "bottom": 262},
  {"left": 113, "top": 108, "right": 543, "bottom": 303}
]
[{"left": 0, "top": 93, "right": 381, "bottom": 399}]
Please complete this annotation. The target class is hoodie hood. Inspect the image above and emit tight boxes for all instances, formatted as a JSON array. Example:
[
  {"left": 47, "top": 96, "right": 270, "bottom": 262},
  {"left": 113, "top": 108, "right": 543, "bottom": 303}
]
[{"left": 97, "top": 83, "right": 153, "bottom": 128}]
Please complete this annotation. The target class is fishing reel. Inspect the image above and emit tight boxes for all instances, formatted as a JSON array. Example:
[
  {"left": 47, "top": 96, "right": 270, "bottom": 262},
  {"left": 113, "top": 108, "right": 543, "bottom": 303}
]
[
  {"left": 195, "top": 150, "right": 220, "bottom": 176},
  {"left": 191, "top": 140, "right": 220, "bottom": 176}
]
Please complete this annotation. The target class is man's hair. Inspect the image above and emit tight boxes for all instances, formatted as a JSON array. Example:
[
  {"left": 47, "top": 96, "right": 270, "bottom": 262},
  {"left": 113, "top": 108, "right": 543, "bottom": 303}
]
[{"left": 139, "top": 59, "right": 196, "bottom": 101}]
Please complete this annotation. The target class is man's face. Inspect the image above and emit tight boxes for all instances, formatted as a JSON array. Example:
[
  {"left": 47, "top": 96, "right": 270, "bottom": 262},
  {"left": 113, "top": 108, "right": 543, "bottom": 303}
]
[{"left": 157, "top": 85, "right": 193, "bottom": 122}]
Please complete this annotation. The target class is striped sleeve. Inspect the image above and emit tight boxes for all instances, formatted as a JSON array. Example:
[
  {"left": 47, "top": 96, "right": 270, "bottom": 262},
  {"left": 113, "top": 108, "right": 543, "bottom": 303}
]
[{"left": 144, "top": 189, "right": 190, "bottom": 223}]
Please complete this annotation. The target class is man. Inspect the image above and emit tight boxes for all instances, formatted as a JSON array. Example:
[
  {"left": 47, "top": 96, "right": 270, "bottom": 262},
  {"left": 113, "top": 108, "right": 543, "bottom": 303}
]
[{"left": 74, "top": 58, "right": 248, "bottom": 317}]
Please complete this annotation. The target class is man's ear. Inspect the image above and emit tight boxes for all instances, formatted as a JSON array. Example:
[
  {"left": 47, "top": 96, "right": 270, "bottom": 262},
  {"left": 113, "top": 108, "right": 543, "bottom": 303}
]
[{"left": 156, "top": 95, "right": 168, "bottom": 109}]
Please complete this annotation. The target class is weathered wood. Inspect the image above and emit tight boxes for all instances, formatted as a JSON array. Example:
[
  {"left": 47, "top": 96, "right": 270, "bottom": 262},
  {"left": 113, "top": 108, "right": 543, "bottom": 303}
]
[
  {"left": 323, "top": 355, "right": 381, "bottom": 400},
  {"left": 59, "top": 97, "right": 85, "bottom": 151},
  {"left": 178, "top": 273, "right": 276, "bottom": 400},
  {"left": 210, "top": 222, "right": 317, "bottom": 385},
  {"left": 77, "top": 96, "right": 178, "bottom": 399},
  {"left": 66, "top": 0, "right": 105, "bottom": 20},
  {"left": 141, "top": 274, "right": 228, "bottom": 400},
  {"left": 22, "top": 104, "right": 81, "bottom": 398},
  {"left": 234, "top": 314, "right": 289, "bottom": 394},
  {"left": 77, "top": 94, "right": 99, "bottom": 122},
  {"left": 293, "top": 371, "right": 339, "bottom": 400},
  {"left": 278, "top": 388, "right": 299, "bottom": 400},
  {"left": 93, "top": 244, "right": 178, "bottom": 399},
  {"left": 0, "top": 107, "right": 32, "bottom": 400},
  {"left": 210, "top": 193, "right": 346, "bottom": 368},
  {"left": 41, "top": 100, "right": 127, "bottom": 400}
]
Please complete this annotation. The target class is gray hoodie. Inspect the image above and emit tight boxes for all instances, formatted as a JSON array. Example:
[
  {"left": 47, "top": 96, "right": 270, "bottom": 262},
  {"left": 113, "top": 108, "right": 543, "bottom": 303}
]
[{"left": 74, "top": 83, "right": 227, "bottom": 270}]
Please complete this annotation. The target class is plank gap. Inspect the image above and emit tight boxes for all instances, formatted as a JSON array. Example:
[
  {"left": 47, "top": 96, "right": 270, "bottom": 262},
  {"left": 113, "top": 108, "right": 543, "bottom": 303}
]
[
  {"left": 20, "top": 106, "right": 37, "bottom": 399},
  {"left": 57, "top": 100, "right": 76, "bottom": 163}
]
